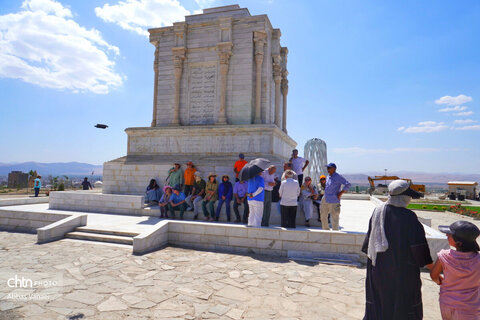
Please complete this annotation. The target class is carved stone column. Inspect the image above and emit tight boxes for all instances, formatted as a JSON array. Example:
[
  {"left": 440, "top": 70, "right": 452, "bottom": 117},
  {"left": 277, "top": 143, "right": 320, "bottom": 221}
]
[
  {"left": 281, "top": 76, "right": 288, "bottom": 133},
  {"left": 171, "top": 47, "right": 185, "bottom": 126},
  {"left": 217, "top": 42, "right": 233, "bottom": 124},
  {"left": 281, "top": 47, "right": 289, "bottom": 133},
  {"left": 272, "top": 54, "right": 282, "bottom": 128},
  {"left": 253, "top": 31, "right": 267, "bottom": 124},
  {"left": 151, "top": 41, "right": 159, "bottom": 127}
]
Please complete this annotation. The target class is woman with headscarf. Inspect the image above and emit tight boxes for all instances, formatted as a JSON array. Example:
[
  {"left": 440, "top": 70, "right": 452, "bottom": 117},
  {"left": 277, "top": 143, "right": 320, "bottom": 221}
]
[
  {"left": 362, "top": 180, "right": 433, "bottom": 320},
  {"left": 145, "top": 179, "right": 162, "bottom": 204}
]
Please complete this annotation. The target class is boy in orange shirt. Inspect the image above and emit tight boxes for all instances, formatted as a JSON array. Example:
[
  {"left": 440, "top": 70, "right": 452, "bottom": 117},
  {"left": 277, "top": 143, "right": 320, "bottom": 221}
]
[
  {"left": 184, "top": 161, "right": 197, "bottom": 197},
  {"left": 233, "top": 153, "right": 248, "bottom": 182}
]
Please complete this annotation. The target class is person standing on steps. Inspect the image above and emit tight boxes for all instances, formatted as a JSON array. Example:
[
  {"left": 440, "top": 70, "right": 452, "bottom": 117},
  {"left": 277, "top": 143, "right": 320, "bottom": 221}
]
[
  {"left": 233, "top": 153, "right": 248, "bottom": 182},
  {"left": 290, "top": 149, "right": 309, "bottom": 186},
  {"left": 261, "top": 165, "right": 277, "bottom": 226},
  {"left": 320, "top": 163, "right": 350, "bottom": 231}
]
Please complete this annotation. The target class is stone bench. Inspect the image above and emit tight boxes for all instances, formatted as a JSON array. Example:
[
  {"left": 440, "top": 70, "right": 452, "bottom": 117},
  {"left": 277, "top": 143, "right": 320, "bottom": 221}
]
[{"left": 49, "top": 191, "right": 144, "bottom": 215}]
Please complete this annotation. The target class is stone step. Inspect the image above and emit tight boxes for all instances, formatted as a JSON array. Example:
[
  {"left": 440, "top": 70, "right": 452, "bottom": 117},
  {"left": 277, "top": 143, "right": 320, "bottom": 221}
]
[
  {"left": 65, "top": 231, "right": 134, "bottom": 245},
  {"left": 75, "top": 227, "right": 140, "bottom": 238}
]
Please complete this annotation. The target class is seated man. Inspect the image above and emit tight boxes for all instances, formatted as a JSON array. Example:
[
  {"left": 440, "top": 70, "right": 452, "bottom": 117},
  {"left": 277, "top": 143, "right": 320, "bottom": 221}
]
[
  {"left": 168, "top": 185, "right": 187, "bottom": 219},
  {"left": 185, "top": 172, "right": 206, "bottom": 219},
  {"left": 233, "top": 179, "right": 249, "bottom": 223},
  {"left": 145, "top": 179, "right": 162, "bottom": 205},
  {"left": 299, "top": 176, "right": 318, "bottom": 227}
]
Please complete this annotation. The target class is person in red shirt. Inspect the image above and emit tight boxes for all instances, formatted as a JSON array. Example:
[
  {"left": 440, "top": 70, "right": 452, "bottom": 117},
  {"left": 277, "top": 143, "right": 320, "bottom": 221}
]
[{"left": 233, "top": 153, "right": 247, "bottom": 182}]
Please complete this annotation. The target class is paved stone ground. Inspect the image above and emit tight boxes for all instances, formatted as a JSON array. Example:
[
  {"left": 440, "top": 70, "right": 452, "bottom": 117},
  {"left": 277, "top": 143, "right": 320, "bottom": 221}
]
[{"left": 0, "top": 232, "right": 443, "bottom": 320}]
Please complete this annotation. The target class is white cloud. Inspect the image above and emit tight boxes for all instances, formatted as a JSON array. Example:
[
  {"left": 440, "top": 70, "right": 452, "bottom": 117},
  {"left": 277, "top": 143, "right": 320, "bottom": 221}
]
[
  {"left": 333, "top": 147, "right": 443, "bottom": 155},
  {"left": 454, "top": 125, "right": 480, "bottom": 131},
  {"left": 435, "top": 94, "right": 472, "bottom": 106},
  {"left": 194, "top": 0, "right": 216, "bottom": 8},
  {"left": 454, "top": 119, "right": 477, "bottom": 124},
  {"left": 95, "top": 0, "right": 191, "bottom": 37},
  {"left": 398, "top": 121, "right": 448, "bottom": 133},
  {"left": 0, "top": 0, "right": 123, "bottom": 94},
  {"left": 455, "top": 111, "right": 474, "bottom": 116},
  {"left": 438, "top": 106, "right": 467, "bottom": 112}
]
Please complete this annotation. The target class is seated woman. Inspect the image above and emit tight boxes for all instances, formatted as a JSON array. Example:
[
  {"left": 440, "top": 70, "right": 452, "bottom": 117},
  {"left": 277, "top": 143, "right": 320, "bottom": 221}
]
[
  {"left": 145, "top": 179, "right": 162, "bottom": 205},
  {"left": 159, "top": 186, "right": 172, "bottom": 218},
  {"left": 202, "top": 173, "right": 218, "bottom": 221}
]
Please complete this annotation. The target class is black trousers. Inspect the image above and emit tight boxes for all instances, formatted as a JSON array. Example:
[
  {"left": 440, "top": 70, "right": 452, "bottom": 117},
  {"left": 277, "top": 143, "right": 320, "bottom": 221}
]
[
  {"left": 184, "top": 185, "right": 193, "bottom": 196},
  {"left": 298, "top": 174, "right": 304, "bottom": 187},
  {"left": 233, "top": 197, "right": 249, "bottom": 221},
  {"left": 281, "top": 205, "right": 297, "bottom": 228}
]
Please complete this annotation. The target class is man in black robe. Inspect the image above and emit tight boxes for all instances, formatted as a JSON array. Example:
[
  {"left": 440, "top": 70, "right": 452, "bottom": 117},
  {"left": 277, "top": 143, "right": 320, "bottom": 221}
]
[{"left": 362, "top": 180, "right": 433, "bottom": 320}]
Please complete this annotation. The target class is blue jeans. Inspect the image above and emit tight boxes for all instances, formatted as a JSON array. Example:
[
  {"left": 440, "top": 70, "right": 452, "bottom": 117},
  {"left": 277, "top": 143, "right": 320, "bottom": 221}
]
[
  {"left": 215, "top": 198, "right": 231, "bottom": 220},
  {"left": 34, "top": 188, "right": 40, "bottom": 197}
]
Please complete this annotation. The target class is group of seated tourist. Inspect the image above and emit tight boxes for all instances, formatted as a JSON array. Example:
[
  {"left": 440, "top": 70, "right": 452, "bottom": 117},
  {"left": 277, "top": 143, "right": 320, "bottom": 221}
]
[{"left": 144, "top": 152, "right": 339, "bottom": 229}]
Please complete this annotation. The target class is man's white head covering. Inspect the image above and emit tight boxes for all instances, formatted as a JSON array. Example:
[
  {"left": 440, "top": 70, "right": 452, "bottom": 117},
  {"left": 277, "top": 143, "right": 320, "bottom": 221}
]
[{"left": 367, "top": 180, "right": 422, "bottom": 266}]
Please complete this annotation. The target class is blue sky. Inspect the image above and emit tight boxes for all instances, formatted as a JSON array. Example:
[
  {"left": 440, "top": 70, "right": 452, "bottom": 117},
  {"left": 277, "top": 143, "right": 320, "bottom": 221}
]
[{"left": 1, "top": 0, "right": 479, "bottom": 174}]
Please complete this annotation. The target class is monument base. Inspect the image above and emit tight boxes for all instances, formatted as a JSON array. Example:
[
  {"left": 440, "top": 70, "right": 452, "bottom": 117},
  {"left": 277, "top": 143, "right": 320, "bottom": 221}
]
[{"left": 103, "top": 124, "right": 296, "bottom": 194}]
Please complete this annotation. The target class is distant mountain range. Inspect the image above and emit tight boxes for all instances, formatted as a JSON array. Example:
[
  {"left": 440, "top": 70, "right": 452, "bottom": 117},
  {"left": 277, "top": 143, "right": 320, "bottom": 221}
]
[
  {"left": 0, "top": 162, "right": 478, "bottom": 185},
  {"left": 0, "top": 162, "right": 103, "bottom": 176},
  {"left": 343, "top": 171, "right": 480, "bottom": 186}
]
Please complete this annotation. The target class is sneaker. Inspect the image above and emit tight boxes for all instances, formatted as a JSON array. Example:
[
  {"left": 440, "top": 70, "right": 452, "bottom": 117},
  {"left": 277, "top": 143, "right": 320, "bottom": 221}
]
[
  {"left": 160, "top": 214, "right": 164, "bottom": 218},
  {"left": 193, "top": 214, "right": 198, "bottom": 220},
  {"left": 305, "top": 220, "right": 310, "bottom": 227}
]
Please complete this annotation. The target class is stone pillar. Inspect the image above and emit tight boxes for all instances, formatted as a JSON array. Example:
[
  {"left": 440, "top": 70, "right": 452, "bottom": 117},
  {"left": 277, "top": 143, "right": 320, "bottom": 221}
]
[
  {"left": 272, "top": 54, "right": 282, "bottom": 128},
  {"left": 151, "top": 41, "right": 159, "bottom": 127},
  {"left": 217, "top": 42, "right": 233, "bottom": 124},
  {"left": 281, "top": 77, "right": 288, "bottom": 133},
  {"left": 171, "top": 47, "right": 185, "bottom": 126},
  {"left": 281, "top": 47, "right": 289, "bottom": 133},
  {"left": 253, "top": 31, "right": 267, "bottom": 124}
]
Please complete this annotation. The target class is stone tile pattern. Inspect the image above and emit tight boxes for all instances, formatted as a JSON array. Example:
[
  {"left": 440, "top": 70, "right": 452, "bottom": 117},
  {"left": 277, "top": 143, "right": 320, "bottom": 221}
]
[{"left": 0, "top": 232, "right": 442, "bottom": 319}]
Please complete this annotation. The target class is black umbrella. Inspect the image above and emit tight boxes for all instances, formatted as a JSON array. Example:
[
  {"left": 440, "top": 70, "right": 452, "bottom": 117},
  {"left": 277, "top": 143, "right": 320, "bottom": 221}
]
[{"left": 239, "top": 158, "right": 271, "bottom": 181}]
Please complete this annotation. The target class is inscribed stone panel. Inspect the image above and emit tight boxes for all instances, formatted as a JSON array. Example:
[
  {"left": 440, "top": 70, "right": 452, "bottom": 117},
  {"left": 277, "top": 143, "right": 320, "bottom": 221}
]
[{"left": 188, "top": 63, "right": 217, "bottom": 125}]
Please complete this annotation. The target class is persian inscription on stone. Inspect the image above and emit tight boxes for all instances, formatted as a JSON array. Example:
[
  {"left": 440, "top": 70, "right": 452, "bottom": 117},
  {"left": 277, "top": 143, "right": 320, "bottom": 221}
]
[{"left": 189, "top": 65, "right": 216, "bottom": 125}]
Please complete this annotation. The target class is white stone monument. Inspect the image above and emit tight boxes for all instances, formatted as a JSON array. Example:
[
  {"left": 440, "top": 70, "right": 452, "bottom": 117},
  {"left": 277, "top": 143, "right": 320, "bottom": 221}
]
[
  {"left": 103, "top": 5, "right": 296, "bottom": 194},
  {"left": 304, "top": 138, "right": 328, "bottom": 187}
]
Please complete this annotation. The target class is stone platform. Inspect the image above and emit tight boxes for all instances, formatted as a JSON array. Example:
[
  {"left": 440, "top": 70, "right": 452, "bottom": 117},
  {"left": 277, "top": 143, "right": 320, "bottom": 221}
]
[
  {"left": 0, "top": 195, "right": 449, "bottom": 262},
  {"left": 103, "top": 124, "right": 296, "bottom": 195}
]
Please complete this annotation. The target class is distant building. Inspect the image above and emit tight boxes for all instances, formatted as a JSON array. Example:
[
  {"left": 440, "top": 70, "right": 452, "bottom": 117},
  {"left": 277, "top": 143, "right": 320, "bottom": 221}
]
[
  {"left": 447, "top": 181, "right": 478, "bottom": 200},
  {"left": 7, "top": 171, "right": 28, "bottom": 188}
]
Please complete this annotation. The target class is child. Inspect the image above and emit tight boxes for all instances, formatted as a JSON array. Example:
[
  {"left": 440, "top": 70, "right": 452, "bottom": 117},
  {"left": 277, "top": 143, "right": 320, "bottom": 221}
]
[{"left": 430, "top": 220, "right": 480, "bottom": 320}]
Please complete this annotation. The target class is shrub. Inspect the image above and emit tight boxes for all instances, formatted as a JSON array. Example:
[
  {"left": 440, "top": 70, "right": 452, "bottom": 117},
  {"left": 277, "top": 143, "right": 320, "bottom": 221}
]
[
  {"left": 422, "top": 205, "right": 428, "bottom": 209},
  {"left": 57, "top": 183, "right": 65, "bottom": 191},
  {"left": 433, "top": 206, "right": 438, "bottom": 210}
]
